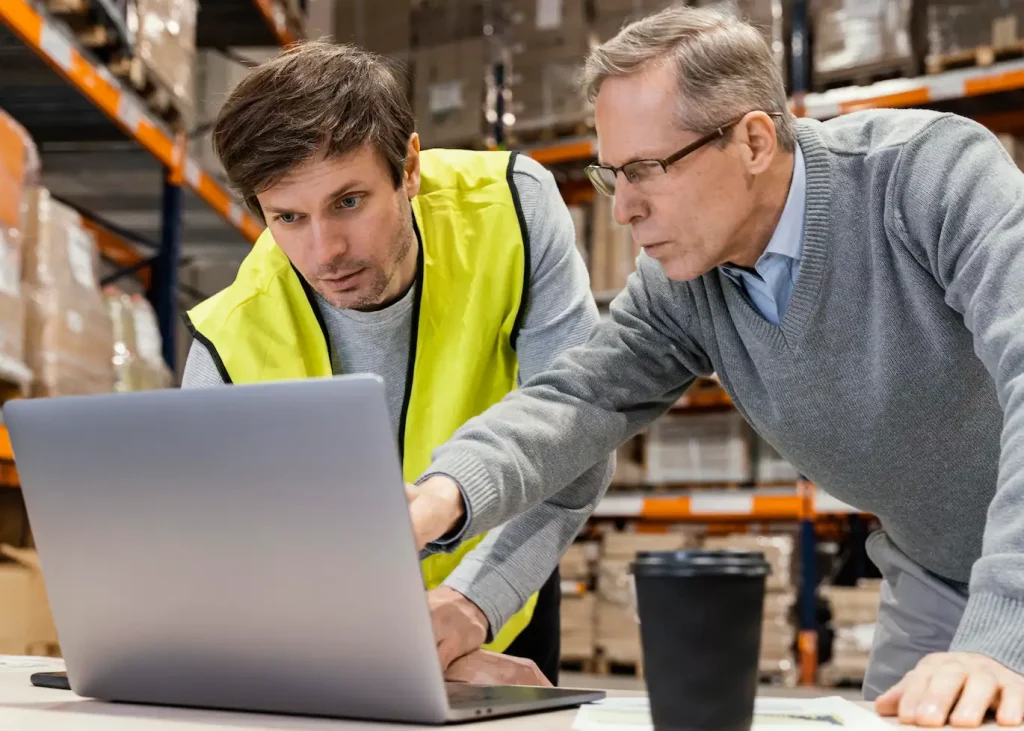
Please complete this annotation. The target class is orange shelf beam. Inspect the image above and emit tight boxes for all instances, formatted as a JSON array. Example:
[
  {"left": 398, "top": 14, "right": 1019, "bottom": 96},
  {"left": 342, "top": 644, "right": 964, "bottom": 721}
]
[
  {"left": 0, "top": 425, "right": 12, "bottom": 462},
  {"left": 252, "top": 0, "right": 300, "bottom": 45}
]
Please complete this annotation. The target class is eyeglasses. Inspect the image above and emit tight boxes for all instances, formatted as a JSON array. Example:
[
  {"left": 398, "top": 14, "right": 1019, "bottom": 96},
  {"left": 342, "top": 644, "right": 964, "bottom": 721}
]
[{"left": 584, "top": 112, "right": 784, "bottom": 196}]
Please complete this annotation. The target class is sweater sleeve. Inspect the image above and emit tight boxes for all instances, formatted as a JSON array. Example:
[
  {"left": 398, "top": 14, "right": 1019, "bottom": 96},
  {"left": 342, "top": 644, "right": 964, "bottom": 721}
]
[
  {"left": 440, "top": 156, "right": 615, "bottom": 637},
  {"left": 888, "top": 114, "right": 1024, "bottom": 673},
  {"left": 423, "top": 225, "right": 712, "bottom": 539}
]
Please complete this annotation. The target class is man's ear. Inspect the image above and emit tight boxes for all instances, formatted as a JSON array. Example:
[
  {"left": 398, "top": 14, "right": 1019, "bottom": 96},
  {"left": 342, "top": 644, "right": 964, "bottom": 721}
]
[
  {"left": 405, "top": 133, "right": 422, "bottom": 199},
  {"left": 735, "top": 112, "right": 778, "bottom": 176}
]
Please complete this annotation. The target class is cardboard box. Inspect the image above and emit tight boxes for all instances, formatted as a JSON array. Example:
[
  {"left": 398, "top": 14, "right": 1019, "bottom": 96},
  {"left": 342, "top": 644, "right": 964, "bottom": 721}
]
[
  {"left": 812, "top": 0, "right": 919, "bottom": 84},
  {"left": 588, "top": 191, "right": 637, "bottom": 292},
  {"left": 926, "top": 0, "right": 1024, "bottom": 60},
  {"left": 560, "top": 542, "right": 592, "bottom": 580},
  {"left": 0, "top": 111, "right": 36, "bottom": 391},
  {"left": 645, "top": 411, "right": 753, "bottom": 484},
  {"left": 412, "top": 0, "right": 485, "bottom": 47},
  {"left": 702, "top": 534, "right": 795, "bottom": 591},
  {"left": 414, "top": 39, "right": 488, "bottom": 147},
  {"left": 23, "top": 188, "right": 116, "bottom": 397},
  {"left": 603, "top": 530, "right": 702, "bottom": 560},
  {"left": 0, "top": 545, "right": 59, "bottom": 657},
  {"left": 133, "top": 0, "right": 197, "bottom": 120},
  {"left": 336, "top": 0, "right": 412, "bottom": 55},
  {"left": 560, "top": 591, "right": 596, "bottom": 658}
]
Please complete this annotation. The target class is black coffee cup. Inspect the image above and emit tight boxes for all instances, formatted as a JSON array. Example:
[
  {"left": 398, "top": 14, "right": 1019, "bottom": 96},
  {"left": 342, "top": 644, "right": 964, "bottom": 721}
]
[{"left": 631, "top": 550, "right": 771, "bottom": 731}]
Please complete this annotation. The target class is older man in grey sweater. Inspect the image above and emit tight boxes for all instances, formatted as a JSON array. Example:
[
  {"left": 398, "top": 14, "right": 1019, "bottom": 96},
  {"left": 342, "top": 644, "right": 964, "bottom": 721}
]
[{"left": 409, "top": 5, "right": 1024, "bottom": 728}]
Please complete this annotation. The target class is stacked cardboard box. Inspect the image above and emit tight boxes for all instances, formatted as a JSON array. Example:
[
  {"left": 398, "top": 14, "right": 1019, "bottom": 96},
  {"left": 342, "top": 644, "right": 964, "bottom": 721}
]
[
  {"left": 23, "top": 189, "right": 116, "bottom": 397},
  {"left": 106, "top": 291, "right": 171, "bottom": 391},
  {"left": 820, "top": 580, "right": 881, "bottom": 685},
  {"left": 610, "top": 435, "right": 645, "bottom": 488},
  {"left": 926, "top": 1, "right": 1024, "bottom": 67},
  {"left": 694, "top": 0, "right": 790, "bottom": 85},
  {"left": 597, "top": 530, "right": 701, "bottom": 665},
  {"left": 755, "top": 435, "right": 800, "bottom": 483},
  {"left": 0, "top": 111, "right": 36, "bottom": 392},
  {"left": 412, "top": 0, "right": 485, "bottom": 47},
  {"left": 811, "top": 0, "right": 919, "bottom": 89},
  {"left": 335, "top": 0, "right": 413, "bottom": 56},
  {"left": 414, "top": 38, "right": 489, "bottom": 148},
  {"left": 133, "top": 0, "right": 198, "bottom": 123},
  {"left": 704, "top": 533, "right": 797, "bottom": 683},
  {"left": 567, "top": 204, "right": 589, "bottom": 267},
  {"left": 506, "top": 0, "right": 591, "bottom": 132},
  {"left": 559, "top": 542, "right": 596, "bottom": 660},
  {"left": 130, "top": 295, "right": 173, "bottom": 389},
  {"left": 645, "top": 411, "right": 752, "bottom": 484},
  {"left": 588, "top": 192, "right": 637, "bottom": 293},
  {"left": 0, "top": 545, "right": 59, "bottom": 657}
]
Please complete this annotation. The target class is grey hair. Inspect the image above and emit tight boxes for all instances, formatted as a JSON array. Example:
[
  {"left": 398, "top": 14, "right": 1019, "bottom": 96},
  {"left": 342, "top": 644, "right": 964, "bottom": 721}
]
[{"left": 583, "top": 3, "right": 797, "bottom": 152}]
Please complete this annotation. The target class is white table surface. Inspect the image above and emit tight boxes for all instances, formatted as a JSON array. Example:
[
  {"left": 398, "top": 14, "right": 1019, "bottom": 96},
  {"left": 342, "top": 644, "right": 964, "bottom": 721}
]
[{"left": 0, "top": 658, "right": 998, "bottom": 730}]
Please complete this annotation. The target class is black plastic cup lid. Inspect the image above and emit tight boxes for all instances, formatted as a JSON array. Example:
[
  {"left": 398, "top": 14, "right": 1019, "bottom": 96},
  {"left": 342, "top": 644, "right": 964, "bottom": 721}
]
[{"left": 630, "top": 549, "right": 772, "bottom": 578}]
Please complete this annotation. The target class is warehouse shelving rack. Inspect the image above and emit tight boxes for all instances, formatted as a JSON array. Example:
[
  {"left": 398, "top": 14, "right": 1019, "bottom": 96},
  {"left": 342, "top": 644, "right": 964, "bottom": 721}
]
[{"left": 0, "top": 0, "right": 295, "bottom": 371}]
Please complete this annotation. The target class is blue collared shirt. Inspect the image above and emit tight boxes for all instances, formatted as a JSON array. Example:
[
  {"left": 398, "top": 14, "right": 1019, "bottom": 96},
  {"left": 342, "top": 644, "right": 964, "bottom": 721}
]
[{"left": 721, "top": 145, "right": 807, "bottom": 325}]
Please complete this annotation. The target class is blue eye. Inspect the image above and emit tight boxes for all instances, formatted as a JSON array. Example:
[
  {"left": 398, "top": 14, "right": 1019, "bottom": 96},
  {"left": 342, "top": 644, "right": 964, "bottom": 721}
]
[
  {"left": 337, "top": 196, "right": 360, "bottom": 210},
  {"left": 277, "top": 213, "right": 299, "bottom": 224}
]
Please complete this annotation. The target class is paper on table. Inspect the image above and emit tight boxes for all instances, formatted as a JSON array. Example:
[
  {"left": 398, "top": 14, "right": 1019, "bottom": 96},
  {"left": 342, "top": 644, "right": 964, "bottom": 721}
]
[
  {"left": 0, "top": 656, "right": 65, "bottom": 673},
  {"left": 573, "top": 696, "right": 890, "bottom": 731}
]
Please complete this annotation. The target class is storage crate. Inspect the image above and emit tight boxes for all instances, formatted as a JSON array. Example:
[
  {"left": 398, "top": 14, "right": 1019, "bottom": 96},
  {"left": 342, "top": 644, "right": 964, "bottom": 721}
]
[{"left": 645, "top": 412, "right": 752, "bottom": 484}]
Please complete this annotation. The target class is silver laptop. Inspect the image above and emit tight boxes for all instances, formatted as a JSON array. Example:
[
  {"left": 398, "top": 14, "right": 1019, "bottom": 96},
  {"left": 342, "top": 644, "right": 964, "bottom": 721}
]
[{"left": 4, "top": 375, "right": 604, "bottom": 724}]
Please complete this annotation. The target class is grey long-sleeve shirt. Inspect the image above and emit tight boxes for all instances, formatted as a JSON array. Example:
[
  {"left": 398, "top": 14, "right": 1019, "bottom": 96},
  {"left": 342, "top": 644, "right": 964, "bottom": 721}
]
[
  {"left": 182, "top": 153, "right": 613, "bottom": 638},
  {"left": 426, "top": 112, "right": 1024, "bottom": 674}
]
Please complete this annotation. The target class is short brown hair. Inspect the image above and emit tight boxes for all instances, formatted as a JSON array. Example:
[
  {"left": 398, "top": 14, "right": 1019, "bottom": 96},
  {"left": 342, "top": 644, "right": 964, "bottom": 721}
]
[
  {"left": 213, "top": 41, "right": 415, "bottom": 219},
  {"left": 583, "top": 4, "right": 797, "bottom": 152}
]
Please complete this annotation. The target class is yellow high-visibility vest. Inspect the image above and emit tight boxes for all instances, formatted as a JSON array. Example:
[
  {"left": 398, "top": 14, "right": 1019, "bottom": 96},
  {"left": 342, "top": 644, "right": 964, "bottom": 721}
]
[{"left": 185, "top": 149, "right": 537, "bottom": 652}]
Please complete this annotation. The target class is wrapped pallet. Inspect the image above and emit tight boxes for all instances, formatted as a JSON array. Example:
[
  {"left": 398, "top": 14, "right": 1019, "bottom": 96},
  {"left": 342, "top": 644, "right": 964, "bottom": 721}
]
[
  {"left": 129, "top": 295, "right": 173, "bottom": 389},
  {"left": 561, "top": 591, "right": 597, "bottom": 661},
  {"left": 703, "top": 533, "right": 798, "bottom": 683},
  {"left": 925, "top": 1, "right": 1024, "bottom": 72},
  {"left": 589, "top": 192, "right": 638, "bottom": 294},
  {"left": 811, "top": 0, "right": 919, "bottom": 90},
  {"left": 820, "top": 580, "right": 881, "bottom": 686},
  {"left": 133, "top": 0, "right": 198, "bottom": 123},
  {"left": 596, "top": 530, "right": 701, "bottom": 666},
  {"left": 23, "top": 189, "right": 115, "bottom": 397},
  {"left": 645, "top": 411, "right": 753, "bottom": 484},
  {"left": 413, "top": 39, "right": 488, "bottom": 149},
  {"left": 106, "top": 289, "right": 145, "bottom": 392},
  {"left": 506, "top": 0, "right": 591, "bottom": 133},
  {"left": 0, "top": 111, "right": 37, "bottom": 392}
]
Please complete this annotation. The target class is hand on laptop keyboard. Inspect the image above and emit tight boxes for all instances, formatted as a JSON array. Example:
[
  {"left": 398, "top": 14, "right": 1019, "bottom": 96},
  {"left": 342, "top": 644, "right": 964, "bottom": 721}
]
[{"left": 444, "top": 650, "right": 552, "bottom": 687}]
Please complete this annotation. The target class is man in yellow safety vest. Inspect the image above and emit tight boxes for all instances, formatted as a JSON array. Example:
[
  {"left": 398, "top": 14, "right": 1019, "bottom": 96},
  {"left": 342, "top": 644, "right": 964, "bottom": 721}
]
[{"left": 180, "top": 42, "right": 612, "bottom": 684}]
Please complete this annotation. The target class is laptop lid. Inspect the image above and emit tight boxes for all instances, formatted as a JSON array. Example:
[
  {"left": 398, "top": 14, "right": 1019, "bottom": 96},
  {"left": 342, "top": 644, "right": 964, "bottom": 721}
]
[{"left": 5, "top": 375, "right": 452, "bottom": 724}]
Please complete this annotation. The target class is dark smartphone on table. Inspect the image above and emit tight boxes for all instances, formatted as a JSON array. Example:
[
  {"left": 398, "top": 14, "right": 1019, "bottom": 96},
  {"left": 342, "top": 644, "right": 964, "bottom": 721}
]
[{"left": 30, "top": 670, "right": 71, "bottom": 690}]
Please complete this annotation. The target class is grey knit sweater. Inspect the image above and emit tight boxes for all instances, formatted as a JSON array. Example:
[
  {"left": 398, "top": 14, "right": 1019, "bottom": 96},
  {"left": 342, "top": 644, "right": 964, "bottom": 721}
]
[
  {"left": 182, "top": 153, "right": 613, "bottom": 639},
  {"left": 427, "top": 111, "right": 1024, "bottom": 672}
]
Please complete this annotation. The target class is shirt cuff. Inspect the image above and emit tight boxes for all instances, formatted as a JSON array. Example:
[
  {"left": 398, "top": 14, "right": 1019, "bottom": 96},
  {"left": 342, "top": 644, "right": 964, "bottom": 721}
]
[
  {"left": 442, "top": 553, "right": 525, "bottom": 643},
  {"left": 950, "top": 592, "right": 1024, "bottom": 674},
  {"left": 416, "top": 472, "right": 472, "bottom": 550}
]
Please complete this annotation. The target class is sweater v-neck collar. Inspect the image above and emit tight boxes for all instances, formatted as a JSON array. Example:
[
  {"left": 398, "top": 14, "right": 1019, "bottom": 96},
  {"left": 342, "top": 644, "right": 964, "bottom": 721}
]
[{"left": 720, "top": 119, "right": 832, "bottom": 348}]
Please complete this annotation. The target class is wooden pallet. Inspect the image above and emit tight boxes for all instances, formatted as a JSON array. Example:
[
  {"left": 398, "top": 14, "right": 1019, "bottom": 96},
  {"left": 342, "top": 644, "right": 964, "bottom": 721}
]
[
  {"left": 559, "top": 656, "right": 599, "bottom": 675},
  {"left": 813, "top": 59, "right": 918, "bottom": 93},
  {"left": 925, "top": 42, "right": 1024, "bottom": 74},
  {"left": 595, "top": 656, "right": 644, "bottom": 679},
  {"left": 108, "top": 56, "right": 190, "bottom": 132}
]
